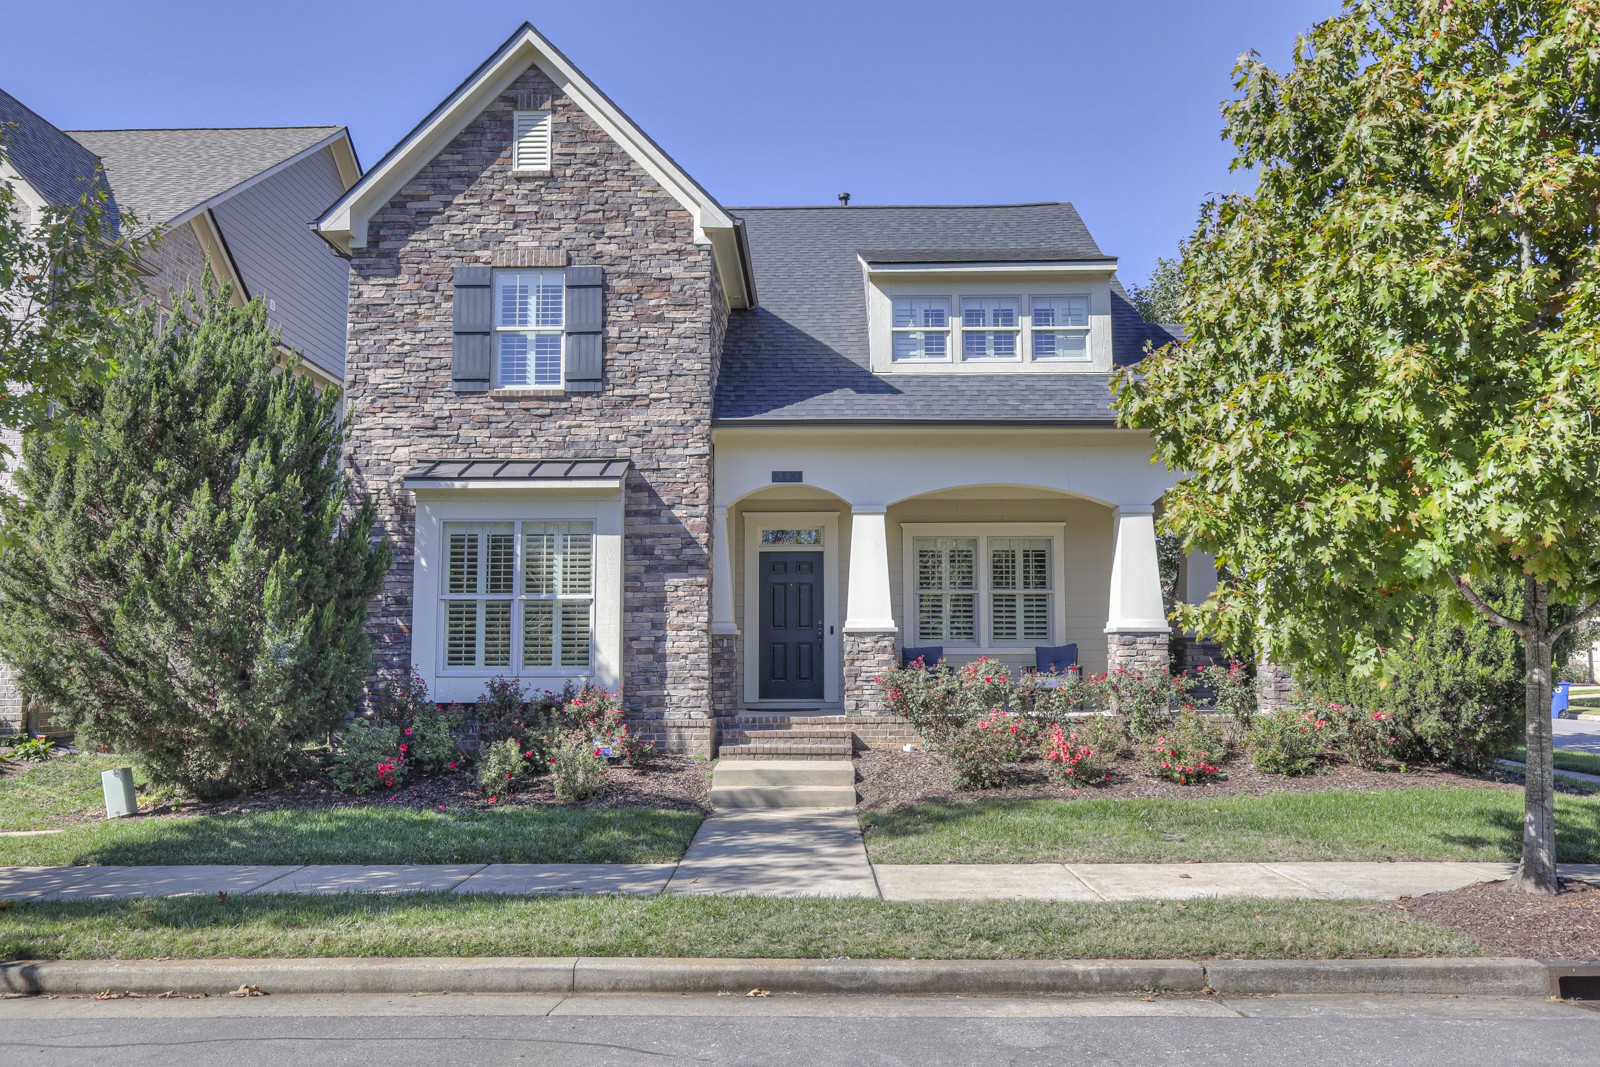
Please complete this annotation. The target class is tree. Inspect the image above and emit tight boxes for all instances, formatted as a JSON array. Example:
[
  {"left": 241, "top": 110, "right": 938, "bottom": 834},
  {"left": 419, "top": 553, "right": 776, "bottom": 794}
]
[
  {"left": 0, "top": 146, "right": 150, "bottom": 477},
  {"left": 0, "top": 286, "right": 390, "bottom": 797},
  {"left": 1111, "top": 1, "right": 1600, "bottom": 893},
  {"left": 1128, "top": 246, "right": 1188, "bottom": 325}
]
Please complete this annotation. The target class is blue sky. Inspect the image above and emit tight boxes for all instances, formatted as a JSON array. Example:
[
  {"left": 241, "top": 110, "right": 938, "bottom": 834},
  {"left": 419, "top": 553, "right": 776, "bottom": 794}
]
[{"left": 6, "top": 0, "right": 1335, "bottom": 285}]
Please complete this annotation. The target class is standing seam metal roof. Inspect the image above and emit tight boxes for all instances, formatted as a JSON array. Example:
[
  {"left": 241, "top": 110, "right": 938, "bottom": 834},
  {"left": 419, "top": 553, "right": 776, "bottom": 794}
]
[{"left": 715, "top": 204, "right": 1177, "bottom": 424}]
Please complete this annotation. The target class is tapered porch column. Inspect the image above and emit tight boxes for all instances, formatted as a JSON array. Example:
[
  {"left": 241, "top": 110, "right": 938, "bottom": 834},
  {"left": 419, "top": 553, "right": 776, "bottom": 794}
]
[
  {"left": 843, "top": 505, "right": 898, "bottom": 715},
  {"left": 1105, "top": 504, "right": 1171, "bottom": 673},
  {"left": 709, "top": 505, "right": 739, "bottom": 715}
]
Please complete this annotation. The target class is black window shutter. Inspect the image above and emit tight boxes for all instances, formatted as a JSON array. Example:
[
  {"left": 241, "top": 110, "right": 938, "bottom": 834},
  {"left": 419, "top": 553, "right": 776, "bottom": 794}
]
[
  {"left": 452, "top": 265, "right": 493, "bottom": 392},
  {"left": 564, "top": 265, "right": 603, "bottom": 392}
]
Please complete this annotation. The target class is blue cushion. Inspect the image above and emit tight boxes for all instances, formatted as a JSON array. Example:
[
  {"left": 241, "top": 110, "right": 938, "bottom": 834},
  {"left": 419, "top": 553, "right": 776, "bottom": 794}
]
[
  {"left": 1034, "top": 643, "right": 1079, "bottom": 675},
  {"left": 900, "top": 645, "right": 943, "bottom": 669}
]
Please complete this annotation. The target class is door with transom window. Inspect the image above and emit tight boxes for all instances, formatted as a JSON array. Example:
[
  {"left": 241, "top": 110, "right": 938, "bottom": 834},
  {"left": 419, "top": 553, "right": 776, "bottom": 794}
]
[{"left": 759, "top": 551, "right": 825, "bottom": 701}]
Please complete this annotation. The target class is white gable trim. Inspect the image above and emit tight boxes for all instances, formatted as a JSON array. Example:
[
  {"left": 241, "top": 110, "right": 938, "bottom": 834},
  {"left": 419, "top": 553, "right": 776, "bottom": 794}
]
[{"left": 315, "top": 23, "right": 752, "bottom": 307}]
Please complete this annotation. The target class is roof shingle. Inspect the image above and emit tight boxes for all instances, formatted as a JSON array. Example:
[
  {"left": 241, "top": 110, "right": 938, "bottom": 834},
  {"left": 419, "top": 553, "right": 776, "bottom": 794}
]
[{"left": 0, "top": 88, "right": 114, "bottom": 219}]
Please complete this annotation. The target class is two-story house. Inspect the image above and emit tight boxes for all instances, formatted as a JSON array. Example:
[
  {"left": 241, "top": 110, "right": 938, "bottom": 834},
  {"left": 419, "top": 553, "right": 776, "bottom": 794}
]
[
  {"left": 317, "top": 23, "right": 1215, "bottom": 756},
  {"left": 0, "top": 88, "right": 361, "bottom": 735}
]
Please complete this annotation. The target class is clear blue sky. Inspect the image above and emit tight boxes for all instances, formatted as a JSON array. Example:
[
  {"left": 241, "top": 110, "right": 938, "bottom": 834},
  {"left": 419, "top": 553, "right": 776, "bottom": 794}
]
[{"left": 5, "top": 0, "right": 1336, "bottom": 286}]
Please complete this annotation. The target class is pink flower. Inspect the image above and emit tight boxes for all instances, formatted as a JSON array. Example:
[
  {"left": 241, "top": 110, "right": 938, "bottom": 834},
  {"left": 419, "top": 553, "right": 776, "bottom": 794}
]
[{"left": 404, "top": 728, "right": 413, "bottom": 736}]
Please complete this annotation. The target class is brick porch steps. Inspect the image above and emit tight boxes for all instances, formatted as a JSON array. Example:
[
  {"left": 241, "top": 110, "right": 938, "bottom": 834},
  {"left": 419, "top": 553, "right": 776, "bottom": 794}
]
[{"left": 718, "top": 726, "right": 854, "bottom": 761}]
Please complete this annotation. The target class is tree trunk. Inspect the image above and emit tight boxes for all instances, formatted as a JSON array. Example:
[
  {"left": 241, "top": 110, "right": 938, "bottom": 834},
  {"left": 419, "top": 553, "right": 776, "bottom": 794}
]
[{"left": 1509, "top": 576, "right": 1560, "bottom": 894}]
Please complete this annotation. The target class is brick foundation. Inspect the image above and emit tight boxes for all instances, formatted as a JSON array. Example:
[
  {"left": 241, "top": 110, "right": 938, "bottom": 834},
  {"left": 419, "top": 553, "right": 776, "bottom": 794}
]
[
  {"left": 627, "top": 717, "right": 718, "bottom": 759},
  {"left": 0, "top": 662, "right": 23, "bottom": 737},
  {"left": 1106, "top": 631, "right": 1171, "bottom": 674},
  {"left": 843, "top": 631, "right": 898, "bottom": 716}
]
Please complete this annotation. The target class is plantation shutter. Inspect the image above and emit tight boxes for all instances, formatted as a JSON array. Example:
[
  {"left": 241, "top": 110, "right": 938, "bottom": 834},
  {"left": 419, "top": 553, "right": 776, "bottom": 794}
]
[
  {"left": 564, "top": 265, "right": 604, "bottom": 392},
  {"left": 451, "top": 265, "right": 493, "bottom": 392}
]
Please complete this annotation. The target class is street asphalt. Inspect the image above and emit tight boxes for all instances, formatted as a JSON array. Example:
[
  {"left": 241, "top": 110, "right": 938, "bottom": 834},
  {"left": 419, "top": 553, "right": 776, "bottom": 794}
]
[
  {"left": 1, "top": 992, "right": 1596, "bottom": 1065},
  {"left": 1553, "top": 717, "right": 1600, "bottom": 754}
]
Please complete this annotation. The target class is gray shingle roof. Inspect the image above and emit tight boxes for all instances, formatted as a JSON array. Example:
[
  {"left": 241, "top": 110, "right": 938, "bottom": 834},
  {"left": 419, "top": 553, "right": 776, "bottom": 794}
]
[
  {"left": 66, "top": 126, "right": 340, "bottom": 225},
  {"left": 0, "top": 88, "right": 114, "bottom": 218},
  {"left": 715, "top": 204, "right": 1178, "bottom": 424}
]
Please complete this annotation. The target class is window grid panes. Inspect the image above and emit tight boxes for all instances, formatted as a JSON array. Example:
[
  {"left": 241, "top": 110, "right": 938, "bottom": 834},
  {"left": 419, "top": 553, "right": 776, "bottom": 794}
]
[
  {"left": 989, "top": 538, "right": 1052, "bottom": 643},
  {"left": 441, "top": 520, "right": 594, "bottom": 673},
  {"left": 961, "top": 297, "right": 1020, "bottom": 360},
  {"left": 914, "top": 538, "right": 977, "bottom": 643},
  {"left": 891, "top": 297, "right": 950, "bottom": 361},
  {"left": 495, "top": 270, "right": 564, "bottom": 387},
  {"left": 1030, "top": 295, "right": 1091, "bottom": 361}
]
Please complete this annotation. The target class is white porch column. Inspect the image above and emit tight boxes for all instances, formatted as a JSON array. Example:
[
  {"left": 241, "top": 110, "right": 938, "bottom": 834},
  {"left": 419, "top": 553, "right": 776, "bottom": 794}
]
[
  {"left": 843, "top": 505, "right": 897, "bottom": 716},
  {"left": 844, "top": 506, "right": 896, "bottom": 632},
  {"left": 710, "top": 505, "right": 738, "bottom": 635},
  {"left": 1105, "top": 504, "right": 1170, "bottom": 674}
]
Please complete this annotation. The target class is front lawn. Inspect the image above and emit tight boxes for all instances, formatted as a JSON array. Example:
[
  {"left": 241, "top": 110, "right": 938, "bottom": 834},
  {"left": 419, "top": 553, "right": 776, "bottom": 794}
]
[
  {"left": 0, "top": 753, "right": 128, "bottom": 831},
  {"left": 0, "top": 804, "right": 701, "bottom": 866},
  {"left": 1506, "top": 745, "right": 1600, "bottom": 777},
  {"left": 861, "top": 787, "right": 1600, "bottom": 865},
  {"left": 0, "top": 893, "right": 1483, "bottom": 962}
]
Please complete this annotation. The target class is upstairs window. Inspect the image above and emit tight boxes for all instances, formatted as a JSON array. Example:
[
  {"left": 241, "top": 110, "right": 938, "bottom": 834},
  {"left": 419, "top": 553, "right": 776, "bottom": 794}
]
[
  {"left": 961, "top": 297, "right": 1020, "bottom": 360},
  {"left": 513, "top": 110, "right": 552, "bottom": 171},
  {"left": 1031, "top": 295, "right": 1090, "bottom": 361},
  {"left": 891, "top": 297, "right": 950, "bottom": 361},
  {"left": 494, "top": 270, "right": 563, "bottom": 388}
]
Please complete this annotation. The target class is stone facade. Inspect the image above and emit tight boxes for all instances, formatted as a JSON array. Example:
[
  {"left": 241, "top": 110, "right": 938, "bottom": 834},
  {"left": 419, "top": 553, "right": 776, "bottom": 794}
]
[
  {"left": 710, "top": 632, "right": 739, "bottom": 716},
  {"left": 1256, "top": 658, "right": 1297, "bottom": 713},
  {"left": 1173, "top": 635, "right": 1225, "bottom": 674},
  {"left": 344, "top": 62, "right": 721, "bottom": 721},
  {"left": 842, "top": 631, "right": 898, "bottom": 716},
  {"left": 1106, "top": 631, "right": 1170, "bottom": 674}
]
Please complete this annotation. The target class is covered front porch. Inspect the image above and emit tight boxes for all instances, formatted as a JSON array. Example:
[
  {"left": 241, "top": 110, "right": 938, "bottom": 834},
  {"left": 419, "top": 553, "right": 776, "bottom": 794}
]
[{"left": 710, "top": 427, "right": 1212, "bottom": 717}]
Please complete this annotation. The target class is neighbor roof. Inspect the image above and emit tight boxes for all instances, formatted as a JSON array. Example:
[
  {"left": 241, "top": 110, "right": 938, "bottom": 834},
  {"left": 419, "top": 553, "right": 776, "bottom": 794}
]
[
  {"left": 0, "top": 88, "right": 114, "bottom": 217},
  {"left": 67, "top": 126, "right": 343, "bottom": 226},
  {"left": 714, "top": 204, "right": 1179, "bottom": 424}
]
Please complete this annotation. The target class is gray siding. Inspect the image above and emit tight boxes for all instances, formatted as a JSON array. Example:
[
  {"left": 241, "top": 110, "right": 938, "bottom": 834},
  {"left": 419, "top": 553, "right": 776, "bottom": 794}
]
[{"left": 210, "top": 145, "right": 349, "bottom": 381}]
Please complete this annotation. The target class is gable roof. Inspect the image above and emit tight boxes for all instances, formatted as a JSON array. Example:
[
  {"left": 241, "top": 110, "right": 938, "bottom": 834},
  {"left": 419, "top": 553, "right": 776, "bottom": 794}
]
[
  {"left": 714, "top": 203, "right": 1179, "bottom": 424},
  {"left": 0, "top": 88, "right": 115, "bottom": 219},
  {"left": 67, "top": 126, "right": 351, "bottom": 228},
  {"left": 314, "top": 22, "right": 754, "bottom": 308}
]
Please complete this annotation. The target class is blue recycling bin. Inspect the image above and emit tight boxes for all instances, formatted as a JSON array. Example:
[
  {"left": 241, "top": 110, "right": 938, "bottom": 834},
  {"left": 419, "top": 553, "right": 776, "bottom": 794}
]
[{"left": 1553, "top": 681, "right": 1573, "bottom": 718}]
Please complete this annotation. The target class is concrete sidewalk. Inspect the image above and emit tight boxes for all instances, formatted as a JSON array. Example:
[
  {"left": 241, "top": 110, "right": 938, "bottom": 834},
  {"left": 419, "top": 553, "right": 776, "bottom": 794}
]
[{"left": 5, "top": 858, "right": 1598, "bottom": 903}]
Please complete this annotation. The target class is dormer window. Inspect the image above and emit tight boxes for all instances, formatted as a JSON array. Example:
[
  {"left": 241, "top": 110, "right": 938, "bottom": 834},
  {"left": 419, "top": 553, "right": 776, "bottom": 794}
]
[
  {"left": 1030, "top": 295, "right": 1090, "bottom": 361},
  {"left": 512, "top": 110, "right": 552, "bottom": 172},
  {"left": 961, "top": 297, "right": 1020, "bottom": 360},
  {"left": 891, "top": 297, "right": 949, "bottom": 361}
]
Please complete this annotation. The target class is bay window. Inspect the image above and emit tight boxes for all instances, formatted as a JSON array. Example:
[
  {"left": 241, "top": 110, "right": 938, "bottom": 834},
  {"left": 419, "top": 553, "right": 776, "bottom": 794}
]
[{"left": 442, "top": 520, "right": 594, "bottom": 672}]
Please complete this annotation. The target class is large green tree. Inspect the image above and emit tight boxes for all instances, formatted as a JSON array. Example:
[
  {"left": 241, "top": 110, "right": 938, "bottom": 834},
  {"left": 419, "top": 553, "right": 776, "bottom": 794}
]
[
  {"left": 0, "top": 145, "right": 150, "bottom": 477},
  {"left": 1113, "top": 0, "right": 1600, "bottom": 892},
  {"left": 1128, "top": 245, "right": 1189, "bottom": 325},
  {"left": 0, "top": 286, "right": 389, "bottom": 797}
]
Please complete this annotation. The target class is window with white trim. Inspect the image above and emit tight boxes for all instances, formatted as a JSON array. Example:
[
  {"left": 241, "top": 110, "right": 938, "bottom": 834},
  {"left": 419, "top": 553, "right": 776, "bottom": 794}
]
[
  {"left": 441, "top": 521, "right": 593, "bottom": 672},
  {"left": 513, "top": 110, "right": 552, "bottom": 171},
  {"left": 912, "top": 533, "right": 1056, "bottom": 645},
  {"left": 494, "top": 270, "right": 563, "bottom": 388},
  {"left": 961, "top": 297, "right": 1020, "bottom": 360},
  {"left": 891, "top": 297, "right": 950, "bottom": 361},
  {"left": 1030, "top": 295, "right": 1090, "bottom": 361},
  {"left": 914, "top": 538, "right": 977, "bottom": 642}
]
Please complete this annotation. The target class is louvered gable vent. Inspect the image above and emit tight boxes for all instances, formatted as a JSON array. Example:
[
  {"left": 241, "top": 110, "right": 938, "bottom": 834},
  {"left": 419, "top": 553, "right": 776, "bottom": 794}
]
[{"left": 513, "top": 110, "right": 552, "bottom": 171}]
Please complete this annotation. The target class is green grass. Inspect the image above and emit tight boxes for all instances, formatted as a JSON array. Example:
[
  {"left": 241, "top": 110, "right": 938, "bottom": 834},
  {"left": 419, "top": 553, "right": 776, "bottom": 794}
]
[
  {"left": 0, "top": 893, "right": 1485, "bottom": 962},
  {"left": 0, "top": 753, "right": 701, "bottom": 865},
  {"left": 861, "top": 787, "right": 1600, "bottom": 865},
  {"left": 1506, "top": 746, "right": 1600, "bottom": 777},
  {"left": 0, "top": 805, "right": 701, "bottom": 866}
]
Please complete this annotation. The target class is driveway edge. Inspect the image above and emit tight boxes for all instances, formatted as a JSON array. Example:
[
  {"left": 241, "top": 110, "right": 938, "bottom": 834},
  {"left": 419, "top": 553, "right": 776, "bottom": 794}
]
[{"left": 0, "top": 956, "right": 1555, "bottom": 998}]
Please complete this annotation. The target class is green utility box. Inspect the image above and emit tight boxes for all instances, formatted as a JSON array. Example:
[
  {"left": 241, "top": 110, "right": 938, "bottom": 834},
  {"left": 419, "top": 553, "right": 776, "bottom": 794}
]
[{"left": 101, "top": 767, "right": 137, "bottom": 819}]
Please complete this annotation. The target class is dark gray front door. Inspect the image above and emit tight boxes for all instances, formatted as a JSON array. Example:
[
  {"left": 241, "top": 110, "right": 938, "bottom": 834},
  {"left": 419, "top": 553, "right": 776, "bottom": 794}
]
[{"left": 759, "top": 551, "right": 824, "bottom": 701}]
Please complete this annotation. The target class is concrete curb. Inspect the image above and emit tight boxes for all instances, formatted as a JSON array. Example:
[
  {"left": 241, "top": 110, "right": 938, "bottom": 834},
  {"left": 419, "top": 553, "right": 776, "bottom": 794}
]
[{"left": 0, "top": 956, "right": 1556, "bottom": 998}]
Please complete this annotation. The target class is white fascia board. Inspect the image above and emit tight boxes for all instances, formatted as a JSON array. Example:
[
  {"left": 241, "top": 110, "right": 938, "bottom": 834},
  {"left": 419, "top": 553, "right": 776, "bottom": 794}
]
[
  {"left": 316, "top": 25, "right": 736, "bottom": 256},
  {"left": 404, "top": 477, "right": 626, "bottom": 492},
  {"left": 862, "top": 258, "right": 1120, "bottom": 275}
]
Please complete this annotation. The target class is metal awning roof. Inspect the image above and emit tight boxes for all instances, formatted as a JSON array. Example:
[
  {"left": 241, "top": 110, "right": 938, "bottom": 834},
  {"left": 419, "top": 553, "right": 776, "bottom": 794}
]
[{"left": 403, "top": 458, "right": 631, "bottom": 489}]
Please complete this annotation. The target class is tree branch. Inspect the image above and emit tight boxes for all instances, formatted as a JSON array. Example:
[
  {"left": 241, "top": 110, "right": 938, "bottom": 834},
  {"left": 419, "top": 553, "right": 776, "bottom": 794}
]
[
  {"left": 1451, "top": 574, "right": 1528, "bottom": 636},
  {"left": 1554, "top": 598, "right": 1600, "bottom": 641}
]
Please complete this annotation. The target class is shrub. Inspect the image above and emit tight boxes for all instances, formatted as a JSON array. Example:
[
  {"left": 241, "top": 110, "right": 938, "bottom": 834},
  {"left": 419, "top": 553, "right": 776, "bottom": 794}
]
[
  {"left": 1070, "top": 711, "right": 1134, "bottom": 760},
  {"left": 1247, "top": 702, "right": 1335, "bottom": 777},
  {"left": 329, "top": 721, "right": 406, "bottom": 795},
  {"left": 8, "top": 735, "right": 56, "bottom": 762},
  {"left": 396, "top": 706, "right": 463, "bottom": 777},
  {"left": 936, "top": 709, "right": 1031, "bottom": 790},
  {"left": 476, "top": 677, "right": 572, "bottom": 750},
  {"left": 550, "top": 735, "right": 609, "bottom": 802},
  {"left": 1200, "top": 660, "right": 1257, "bottom": 730},
  {"left": 1103, "top": 666, "right": 1193, "bottom": 740},
  {"left": 1018, "top": 673, "right": 1107, "bottom": 722},
  {"left": 477, "top": 737, "right": 535, "bottom": 795},
  {"left": 954, "top": 658, "right": 1014, "bottom": 715},
  {"left": 1328, "top": 704, "right": 1401, "bottom": 770},
  {"left": 0, "top": 289, "right": 389, "bottom": 798},
  {"left": 370, "top": 673, "right": 438, "bottom": 730},
  {"left": 1142, "top": 709, "right": 1226, "bottom": 784},
  {"left": 881, "top": 661, "right": 964, "bottom": 739},
  {"left": 1042, "top": 722, "right": 1113, "bottom": 786}
]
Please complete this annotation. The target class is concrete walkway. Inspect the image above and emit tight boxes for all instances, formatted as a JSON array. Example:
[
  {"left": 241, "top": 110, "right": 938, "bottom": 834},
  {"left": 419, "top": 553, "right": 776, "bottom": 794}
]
[{"left": 664, "top": 808, "right": 879, "bottom": 897}]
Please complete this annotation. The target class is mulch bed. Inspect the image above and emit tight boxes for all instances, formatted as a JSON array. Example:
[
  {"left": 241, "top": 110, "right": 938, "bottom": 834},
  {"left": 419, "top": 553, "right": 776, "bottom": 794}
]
[
  {"left": 1408, "top": 880, "right": 1600, "bottom": 960},
  {"left": 854, "top": 747, "right": 1526, "bottom": 813},
  {"left": 60, "top": 755, "right": 713, "bottom": 821}
]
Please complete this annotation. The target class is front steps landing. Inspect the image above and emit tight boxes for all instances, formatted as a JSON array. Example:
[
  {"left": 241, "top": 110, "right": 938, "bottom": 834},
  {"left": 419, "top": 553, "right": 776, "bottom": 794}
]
[{"left": 710, "top": 759, "right": 857, "bottom": 810}]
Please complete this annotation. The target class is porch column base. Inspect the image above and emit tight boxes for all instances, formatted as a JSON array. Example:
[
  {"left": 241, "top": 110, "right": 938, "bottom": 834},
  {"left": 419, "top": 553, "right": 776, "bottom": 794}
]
[
  {"left": 711, "top": 631, "right": 740, "bottom": 716},
  {"left": 843, "top": 630, "right": 898, "bottom": 716},
  {"left": 1106, "top": 631, "right": 1171, "bottom": 675},
  {"left": 1257, "top": 658, "right": 1297, "bottom": 713},
  {"left": 627, "top": 717, "right": 718, "bottom": 759}
]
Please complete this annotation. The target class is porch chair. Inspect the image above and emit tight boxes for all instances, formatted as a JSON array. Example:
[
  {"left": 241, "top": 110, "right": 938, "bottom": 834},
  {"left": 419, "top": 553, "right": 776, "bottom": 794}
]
[{"left": 1029, "top": 643, "right": 1081, "bottom": 688}]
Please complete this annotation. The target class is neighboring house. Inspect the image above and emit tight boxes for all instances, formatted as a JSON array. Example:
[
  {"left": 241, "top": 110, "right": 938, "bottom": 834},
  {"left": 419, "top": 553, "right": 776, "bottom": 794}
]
[
  {"left": 317, "top": 22, "right": 1217, "bottom": 755},
  {"left": 0, "top": 88, "right": 362, "bottom": 734}
]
